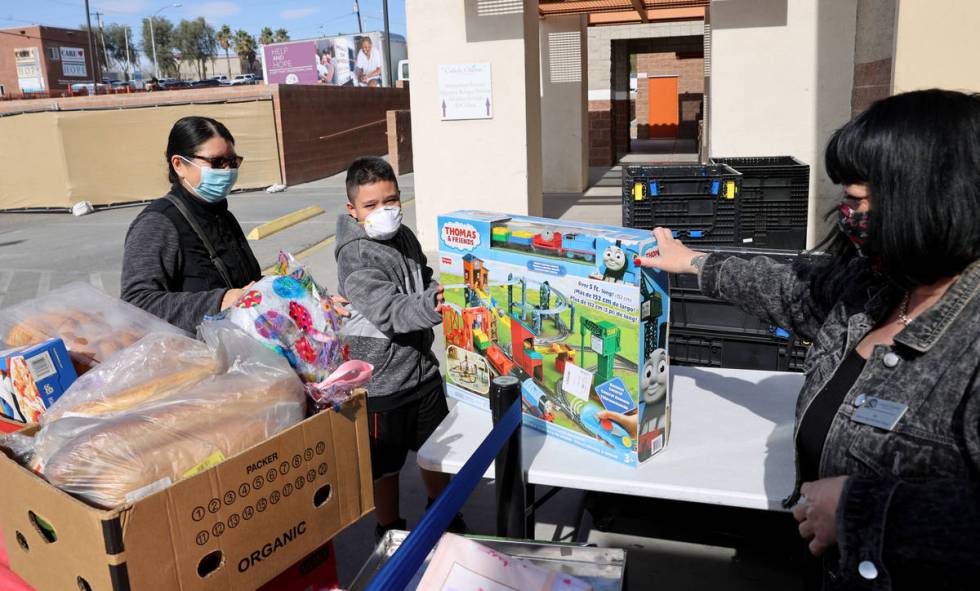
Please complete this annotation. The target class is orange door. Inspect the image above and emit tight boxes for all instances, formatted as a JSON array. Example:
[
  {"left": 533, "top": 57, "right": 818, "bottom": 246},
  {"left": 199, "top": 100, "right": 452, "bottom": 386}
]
[{"left": 647, "top": 76, "right": 679, "bottom": 138}]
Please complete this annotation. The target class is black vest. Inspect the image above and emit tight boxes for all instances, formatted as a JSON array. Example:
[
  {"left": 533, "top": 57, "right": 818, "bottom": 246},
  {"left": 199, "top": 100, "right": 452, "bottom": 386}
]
[{"left": 145, "top": 184, "right": 262, "bottom": 292}]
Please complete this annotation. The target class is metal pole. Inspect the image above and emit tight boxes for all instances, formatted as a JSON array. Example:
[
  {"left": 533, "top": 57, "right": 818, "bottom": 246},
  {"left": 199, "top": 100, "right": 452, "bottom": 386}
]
[
  {"left": 353, "top": 0, "right": 364, "bottom": 33},
  {"left": 490, "top": 375, "right": 526, "bottom": 538},
  {"left": 382, "top": 0, "right": 392, "bottom": 86},
  {"left": 83, "top": 0, "right": 98, "bottom": 83},
  {"left": 150, "top": 16, "right": 159, "bottom": 79},
  {"left": 95, "top": 12, "right": 110, "bottom": 76},
  {"left": 123, "top": 27, "right": 131, "bottom": 81}
]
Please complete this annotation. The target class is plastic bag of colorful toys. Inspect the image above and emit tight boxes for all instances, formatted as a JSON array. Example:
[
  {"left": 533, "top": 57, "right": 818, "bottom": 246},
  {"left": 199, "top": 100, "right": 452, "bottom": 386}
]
[{"left": 207, "top": 252, "right": 370, "bottom": 406}]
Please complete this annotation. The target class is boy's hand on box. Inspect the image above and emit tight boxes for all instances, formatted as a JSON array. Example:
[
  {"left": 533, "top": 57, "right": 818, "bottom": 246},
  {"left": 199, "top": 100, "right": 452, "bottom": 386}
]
[{"left": 434, "top": 284, "right": 445, "bottom": 312}]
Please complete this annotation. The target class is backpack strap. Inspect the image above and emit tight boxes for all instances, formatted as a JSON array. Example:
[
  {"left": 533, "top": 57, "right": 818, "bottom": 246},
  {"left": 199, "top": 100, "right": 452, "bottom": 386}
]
[{"left": 164, "top": 194, "right": 235, "bottom": 289}]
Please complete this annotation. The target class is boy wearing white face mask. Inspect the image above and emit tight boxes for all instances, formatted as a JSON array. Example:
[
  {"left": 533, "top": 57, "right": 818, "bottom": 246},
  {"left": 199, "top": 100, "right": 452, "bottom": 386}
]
[{"left": 335, "top": 157, "right": 465, "bottom": 540}]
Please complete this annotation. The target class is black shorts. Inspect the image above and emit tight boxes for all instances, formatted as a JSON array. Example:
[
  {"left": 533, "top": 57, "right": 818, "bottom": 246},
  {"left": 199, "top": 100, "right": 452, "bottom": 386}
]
[{"left": 367, "top": 378, "right": 449, "bottom": 481}]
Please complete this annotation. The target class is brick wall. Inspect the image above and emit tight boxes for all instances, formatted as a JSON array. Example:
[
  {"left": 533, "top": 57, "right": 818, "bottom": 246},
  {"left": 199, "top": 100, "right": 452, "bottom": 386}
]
[
  {"left": 851, "top": 0, "right": 895, "bottom": 116},
  {"left": 386, "top": 109, "right": 412, "bottom": 175},
  {"left": 851, "top": 58, "right": 891, "bottom": 115},
  {"left": 589, "top": 100, "right": 612, "bottom": 166},
  {"left": 274, "top": 84, "right": 409, "bottom": 185},
  {"left": 635, "top": 51, "right": 704, "bottom": 139}
]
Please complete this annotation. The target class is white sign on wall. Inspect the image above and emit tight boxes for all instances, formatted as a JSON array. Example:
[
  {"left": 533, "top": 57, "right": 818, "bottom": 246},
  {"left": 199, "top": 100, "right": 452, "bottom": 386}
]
[
  {"left": 60, "top": 47, "right": 87, "bottom": 78},
  {"left": 437, "top": 63, "right": 492, "bottom": 121},
  {"left": 14, "top": 47, "right": 45, "bottom": 93}
]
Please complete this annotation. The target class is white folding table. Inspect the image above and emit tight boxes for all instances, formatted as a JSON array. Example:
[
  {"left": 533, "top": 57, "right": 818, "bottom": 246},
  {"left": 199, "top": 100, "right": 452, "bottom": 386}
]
[{"left": 417, "top": 365, "right": 803, "bottom": 512}]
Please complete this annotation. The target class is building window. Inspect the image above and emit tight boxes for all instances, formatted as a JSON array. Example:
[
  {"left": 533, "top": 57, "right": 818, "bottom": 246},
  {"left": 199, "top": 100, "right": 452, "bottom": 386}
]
[
  {"left": 48, "top": 47, "right": 60, "bottom": 60},
  {"left": 0, "top": 84, "right": 5, "bottom": 97}
]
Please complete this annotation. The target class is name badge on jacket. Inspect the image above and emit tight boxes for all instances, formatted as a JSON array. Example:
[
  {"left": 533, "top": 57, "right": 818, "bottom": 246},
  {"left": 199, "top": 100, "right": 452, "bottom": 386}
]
[{"left": 852, "top": 397, "right": 908, "bottom": 431}]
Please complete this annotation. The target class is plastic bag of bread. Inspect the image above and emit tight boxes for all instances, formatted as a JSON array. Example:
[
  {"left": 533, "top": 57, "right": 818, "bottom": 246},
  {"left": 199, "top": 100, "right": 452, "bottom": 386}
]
[
  {"left": 24, "top": 322, "right": 306, "bottom": 509},
  {"left": 214, "top": 252, "right": 346, "bottom": 403},
  {"left": 0, "top": 283, "right": 186, "bottom": 374},
  {"left": 39, "top": 332, "right": 216, "bottom": 424}
]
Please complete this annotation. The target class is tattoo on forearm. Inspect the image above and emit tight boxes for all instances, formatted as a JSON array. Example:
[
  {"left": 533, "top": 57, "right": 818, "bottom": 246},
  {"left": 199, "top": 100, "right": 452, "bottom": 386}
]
[{"left": 691, "top": 254, "right": 707, "bottom": 274}]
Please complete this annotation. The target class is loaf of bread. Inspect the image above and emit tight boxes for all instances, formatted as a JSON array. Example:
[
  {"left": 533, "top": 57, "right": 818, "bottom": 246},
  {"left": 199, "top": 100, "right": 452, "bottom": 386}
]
[
  {"left": 36, "top": 370, "right": 306, "bottom": 508},
  {"left": 41, "top": 333, "right": 217, "bottom": 423},
  {"left": 1, "top": 283, "right": 185, "bottom": 374}
]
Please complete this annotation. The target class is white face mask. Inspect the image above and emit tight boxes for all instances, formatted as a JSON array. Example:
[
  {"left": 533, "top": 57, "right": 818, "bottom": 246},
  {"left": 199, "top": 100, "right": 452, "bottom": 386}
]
[{"left": 363, "top": 206, "right": 402, "bottom": 240}]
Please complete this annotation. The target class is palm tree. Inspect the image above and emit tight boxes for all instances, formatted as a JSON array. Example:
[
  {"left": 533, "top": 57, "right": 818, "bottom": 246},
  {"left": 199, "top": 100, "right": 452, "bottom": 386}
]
[
  {"left": 234, "top": 29, "right": 257, "bottom": 74},
  {"left": 273, "top": 28, "right": 289, "bottom": 43},
  {"left": 216, "top": 24, "right": 233, "bottom": 78},
  {"left": 259, "top": 27, "right": 274, "bottom": 47}
]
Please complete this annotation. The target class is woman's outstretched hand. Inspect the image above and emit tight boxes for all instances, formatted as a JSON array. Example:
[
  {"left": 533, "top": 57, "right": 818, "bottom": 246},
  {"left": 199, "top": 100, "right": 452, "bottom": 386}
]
[{"left": 634, "top": 227, "right": 707, "bottom": 274}]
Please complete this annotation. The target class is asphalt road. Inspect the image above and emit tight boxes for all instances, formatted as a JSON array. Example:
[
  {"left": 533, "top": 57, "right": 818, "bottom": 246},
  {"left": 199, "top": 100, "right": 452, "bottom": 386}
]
[{"left": 0, "top": 170, "right": 393, "bottom": 308}]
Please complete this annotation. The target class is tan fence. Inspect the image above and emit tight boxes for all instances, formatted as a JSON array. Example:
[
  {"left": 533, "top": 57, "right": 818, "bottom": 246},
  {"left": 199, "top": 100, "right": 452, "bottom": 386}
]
[{"left": 0, "top": 100, "right": 281, "bottom": 210}]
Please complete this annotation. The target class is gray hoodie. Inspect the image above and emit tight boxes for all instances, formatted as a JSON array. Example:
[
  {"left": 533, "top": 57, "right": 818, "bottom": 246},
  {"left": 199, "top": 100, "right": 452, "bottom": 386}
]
[{"left": 334, "top": 214, "right": 443, "bottom": 403}]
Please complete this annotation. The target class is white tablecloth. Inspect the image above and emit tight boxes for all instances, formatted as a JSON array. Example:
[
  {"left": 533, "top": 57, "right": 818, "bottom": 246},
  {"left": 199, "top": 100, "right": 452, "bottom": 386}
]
[{"left": 417, "top": 365, "right": 804, "bottom": 511}]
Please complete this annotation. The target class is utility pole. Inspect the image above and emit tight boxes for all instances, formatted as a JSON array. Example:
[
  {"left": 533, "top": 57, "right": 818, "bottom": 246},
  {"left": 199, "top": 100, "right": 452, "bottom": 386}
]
[
  {"left": 124, "top": 27, "right": 132, "bottom": 81},
  {"left": 83, "top": 0, "right": 99, "bottom": 83},
  {"left": 382, "top": 0, "right": 392, "bottom": 86},
  {"left": 149, "top": 4, "right": 182, "bottom": 80},
  {"left": 353, "top": 0, "right": 364, "bottom": 33},
  {"left": 93, "top": 11, "right": 110, "bottom": 80}
]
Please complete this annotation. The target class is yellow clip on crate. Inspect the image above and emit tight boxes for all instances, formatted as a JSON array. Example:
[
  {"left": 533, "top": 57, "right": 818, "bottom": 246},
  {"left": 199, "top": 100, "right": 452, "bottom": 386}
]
[
  {"left": 724, "top": 180, "right": 737, "bottom": 199},
  {"left": 633, "top": 182, "right": 645, "bottom": 201}
]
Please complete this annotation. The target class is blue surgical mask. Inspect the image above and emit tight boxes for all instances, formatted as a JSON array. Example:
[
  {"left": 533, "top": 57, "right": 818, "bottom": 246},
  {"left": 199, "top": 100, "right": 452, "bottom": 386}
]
[{"left": 180, "top": 156, "right": 239, "bottom": 202}]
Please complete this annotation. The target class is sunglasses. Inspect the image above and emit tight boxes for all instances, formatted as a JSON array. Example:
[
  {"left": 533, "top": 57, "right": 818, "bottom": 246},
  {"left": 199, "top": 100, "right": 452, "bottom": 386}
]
[{"left": 187, "top": 154, "right": 245, "bottom": 169}]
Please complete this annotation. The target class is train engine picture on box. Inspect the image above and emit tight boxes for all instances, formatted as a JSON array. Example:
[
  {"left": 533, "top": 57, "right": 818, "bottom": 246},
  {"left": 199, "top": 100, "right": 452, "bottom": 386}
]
[{"left": 492, "top": 225, "right": 596, "bottom": 263}]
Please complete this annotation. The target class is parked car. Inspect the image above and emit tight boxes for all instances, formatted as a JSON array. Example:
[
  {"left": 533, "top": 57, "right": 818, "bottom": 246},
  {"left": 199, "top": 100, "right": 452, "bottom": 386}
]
[
  {"left": 110, "top": 80, "right": 137, "bottom": 90},
  {"left": 188, "top": 78, "right": 221, "bottom": 88},
  {"left": 211, "top": 75, "right": 230, "bottom": 84},
  {"left": 162, "top": 79, "right": 192, "bottom": 89},
  {"left": 69, "top": 82, "right": 112, "bottom": 94},
  {"left": 229, "top": 74, "right": 256, "bottom": 86}
]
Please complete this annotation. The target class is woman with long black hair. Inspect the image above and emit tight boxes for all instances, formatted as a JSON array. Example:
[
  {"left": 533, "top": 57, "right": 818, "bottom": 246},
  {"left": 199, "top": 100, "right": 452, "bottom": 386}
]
[
  {"left": 640, "top": 89, "right": 980, "bottom": 589},
  {"left": 121, "top": 116, "right": 260, "bottom": 332}
]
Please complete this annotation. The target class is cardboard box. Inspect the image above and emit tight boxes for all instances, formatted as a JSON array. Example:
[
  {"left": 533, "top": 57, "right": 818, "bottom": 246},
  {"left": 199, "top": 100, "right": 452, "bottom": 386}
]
[
  {"left": 0, "top": 339, "right": 77, "bottom": 424},
  {"left": 0, "top": 393, "right": 373, "bottom": 591},
  {"left": 438, "top": 211, "right": 671, "bottom": 466},
  {"left": 257, "top": 540, "right": 337, "bottom": 591}
]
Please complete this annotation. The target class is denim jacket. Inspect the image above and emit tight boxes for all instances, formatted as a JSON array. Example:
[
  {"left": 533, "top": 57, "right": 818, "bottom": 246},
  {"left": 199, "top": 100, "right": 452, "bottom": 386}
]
[{"left": 699, "top": 253, "right": 980, "bottom": 590}]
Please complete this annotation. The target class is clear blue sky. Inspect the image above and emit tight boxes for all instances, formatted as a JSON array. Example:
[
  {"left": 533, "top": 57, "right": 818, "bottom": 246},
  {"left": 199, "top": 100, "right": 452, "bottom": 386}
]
[{"left": 0, "top": 0, "right": 406, "bottom": 49}]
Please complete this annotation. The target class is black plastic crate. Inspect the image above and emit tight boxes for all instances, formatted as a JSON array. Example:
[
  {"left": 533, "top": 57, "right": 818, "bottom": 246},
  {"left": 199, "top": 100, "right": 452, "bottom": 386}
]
[
  {"left": 622, "top": 163, "right": 742, "bottom": 246},
  {"left": 669, "top": 247, "right": 802, "bottom": 340},
  {"left": 670, "top": 291, "right": 793, "bottom": 340},
  {"left": 665, "top": 246, "right": 820, "bottom": 372},
  {"left": 712, "top": 156, "right": 809, "bottom": 250},
  {"left": 669, "top": 327, "right": 808, "bottom": 373}
]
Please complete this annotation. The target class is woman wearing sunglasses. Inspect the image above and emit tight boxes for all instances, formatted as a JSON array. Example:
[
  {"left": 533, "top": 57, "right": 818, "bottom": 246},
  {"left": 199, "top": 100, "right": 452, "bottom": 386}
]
[{"left": 121, "top": 116, "right": 261, "bottom": 332}]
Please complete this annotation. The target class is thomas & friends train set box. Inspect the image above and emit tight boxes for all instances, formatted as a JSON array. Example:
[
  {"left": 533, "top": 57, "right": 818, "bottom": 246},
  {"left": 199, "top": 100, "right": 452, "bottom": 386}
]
[{"left": 437, "top": 211, "right": 671, "bottom": 466}]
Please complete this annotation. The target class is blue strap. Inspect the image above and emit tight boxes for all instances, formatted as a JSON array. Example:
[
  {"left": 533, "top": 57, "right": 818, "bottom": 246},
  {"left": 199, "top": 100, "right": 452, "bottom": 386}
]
[{"left": 365, "top": 398, "right": 523, "bottom": 591}]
